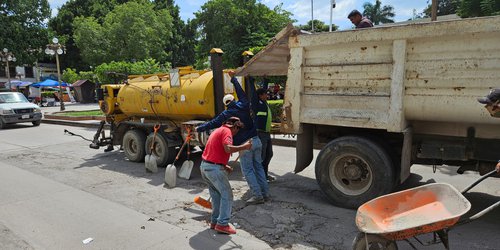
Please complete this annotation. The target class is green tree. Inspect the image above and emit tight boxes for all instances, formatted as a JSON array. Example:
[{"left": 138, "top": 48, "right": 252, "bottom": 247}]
[
  {"left": 49, "top": 0, "right": 126, "bottom": 70},
  {"left": 298, "top": 20, "right": 338, "bottom": 32},
  {"left": 73, "top": 1, "right": 173, "bottom": 66},
  {"left": 94, "top": 59, "right": 168, "bottom": 84},
  {"left": 0, "top": 0, "right": 50, "bottom": 65},
  {"left": 154, "top": 0, "right": 196, "bottom": 67},
  {"left": 458, "top": 0, "right": 500, "bottom": 17},
  {"left": 193, "top": 0, "right": 293, "bottom": 69},
  {"left": 422, "top": 0, "right": 460, "bottom": 17},
  {"left": 362, "top": 0, "right": 395, "bottom": 25},
  {"left": 78, "top": 71, "right": 97, "bottom": 83},
  {"left": 62, "top": 68, "right": 80, "bottom": 84}
]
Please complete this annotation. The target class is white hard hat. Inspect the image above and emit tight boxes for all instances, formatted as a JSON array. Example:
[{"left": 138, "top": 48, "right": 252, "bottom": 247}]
[{"left": 223, "top": 94, "right": 235, "bottom": 106}]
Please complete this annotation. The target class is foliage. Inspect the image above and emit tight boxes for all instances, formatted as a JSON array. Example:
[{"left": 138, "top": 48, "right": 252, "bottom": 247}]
[
  {"left": 0, "top": 0, "right": 50, "bottom": 65},
  {"left": 62, "top": 68, "right": 80, "bottom": 84},
  {"left": 193, "top": 0, "right": 294, "bottom": 69},
  {"left": 94, "top": 59, "right": 169, "bottom": 84},
  {"left": 297, "top": 20, "right": 338, "bottom": 33},
  {"left": 41, "top": 91, "right": 57, "bottom": 98},
  {"left": 458, "top": 0, "right": 500, "bottom": 17},
  {"left": 362, "top": 0, "right": 395, "bottom": 25},
  {"left": 78, "top": 71, "right": 97, "bottom": 83},
  {"left": 422, "top": 0, "right": 460, "bottom": 17},
  {"left": 154, "top": 0, "right": 197, "bottom": 67},
  {"left": 48, "top": 0, "right": 124, "bottom": 70},
  {"left": 268, "top": 99, "right": 283, "bottom": 122},
  {"left": 73, "top": 1, "right": 173, "bottom": 66}
]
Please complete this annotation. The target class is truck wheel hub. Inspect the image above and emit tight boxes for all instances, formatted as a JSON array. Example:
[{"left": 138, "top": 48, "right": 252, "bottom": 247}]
[{"left": 330, "top": 155, "right": 373, "bottom": 196}]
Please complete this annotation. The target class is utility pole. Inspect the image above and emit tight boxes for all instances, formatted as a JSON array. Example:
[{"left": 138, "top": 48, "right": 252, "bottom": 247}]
[
  {"left": 311, "top": 0, "right": 314, "bottom": 32},
  {"left": 329, "top": 0, "right": 336, "bottom": 32},
  {"left": 431, "top": 0, "right": 438, "bottom": 21}
]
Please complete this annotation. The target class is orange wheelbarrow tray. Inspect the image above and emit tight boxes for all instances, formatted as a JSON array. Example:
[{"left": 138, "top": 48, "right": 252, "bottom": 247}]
[{"left": 355, "top": 183, "right": 470, "bottom": 241}]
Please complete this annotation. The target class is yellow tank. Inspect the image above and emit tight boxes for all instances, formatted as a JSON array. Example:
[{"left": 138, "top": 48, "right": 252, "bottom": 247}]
[{"left": 104, "top": 66, "right": 241, "bottom": 122}]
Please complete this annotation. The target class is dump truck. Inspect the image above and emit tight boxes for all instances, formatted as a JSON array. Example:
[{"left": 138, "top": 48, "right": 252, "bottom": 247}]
[
  {"left": 90, "top": 49, "right": 248, "bottom": 167},
  {"left": 237, "top": 16, "right": 500, "bottom": 208}
]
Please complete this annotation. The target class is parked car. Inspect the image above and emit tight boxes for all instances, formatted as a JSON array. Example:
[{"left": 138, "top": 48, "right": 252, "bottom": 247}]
[{"left": 0, "top": 92, "right": 43, "bottom": 129}]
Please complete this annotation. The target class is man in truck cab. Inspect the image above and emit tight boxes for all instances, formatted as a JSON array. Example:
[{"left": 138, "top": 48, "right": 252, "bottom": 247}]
[
  {"left": 348, "top": 9, "right": 373, "bottom": 29},
  {"left": 196, "top": 70, "right": 269, "bottom": 205}
]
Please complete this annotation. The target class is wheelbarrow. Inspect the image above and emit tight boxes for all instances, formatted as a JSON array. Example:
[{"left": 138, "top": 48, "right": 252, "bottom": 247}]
[{"left": 353, "top": 170, "right": 500, "bottom": 250}]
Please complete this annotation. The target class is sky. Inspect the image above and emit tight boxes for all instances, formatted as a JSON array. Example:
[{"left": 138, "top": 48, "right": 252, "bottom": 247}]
[{"left": 48, "top": 0, "right": 429, "bottom": 30}]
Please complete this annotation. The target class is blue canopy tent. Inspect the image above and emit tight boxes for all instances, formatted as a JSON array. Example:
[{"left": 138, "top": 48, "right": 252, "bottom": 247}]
[
  {"left": 9, "top": 80, "right": 33, "bottom": 88},
  {"left": 32, "top": 79, "right": 68, "bottom": 88},
  {"left": 19, "top": 81, "right": 34, "bottom": 87}
]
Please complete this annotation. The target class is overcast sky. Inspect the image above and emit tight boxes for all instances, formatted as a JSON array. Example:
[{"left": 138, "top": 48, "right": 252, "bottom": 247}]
[{"left": 48, "top": 0, "right": 428, "bottom": 30}]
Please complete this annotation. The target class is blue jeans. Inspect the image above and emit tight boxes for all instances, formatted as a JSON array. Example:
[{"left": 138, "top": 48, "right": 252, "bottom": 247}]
[
  {"left": 200, "top": 161, "right": 233, "bottom": 226},
  {"left": 239, "top": 136, "right": 269, "bottom": 198}
]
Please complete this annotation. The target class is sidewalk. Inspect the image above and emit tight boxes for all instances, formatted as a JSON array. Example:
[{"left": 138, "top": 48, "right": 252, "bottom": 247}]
[{"left": 0, "top": 162, "right": 270, "bottom": 249}]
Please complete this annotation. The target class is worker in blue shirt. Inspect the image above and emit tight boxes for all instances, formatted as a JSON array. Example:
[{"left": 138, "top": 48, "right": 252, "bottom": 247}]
[{"left": 196, "top": 70, "right": 269, "bottom": 204}]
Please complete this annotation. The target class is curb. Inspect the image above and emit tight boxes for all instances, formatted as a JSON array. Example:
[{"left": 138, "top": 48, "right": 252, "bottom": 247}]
[{"left": 42, "top": 119, "right": 108, "bottom": 129}]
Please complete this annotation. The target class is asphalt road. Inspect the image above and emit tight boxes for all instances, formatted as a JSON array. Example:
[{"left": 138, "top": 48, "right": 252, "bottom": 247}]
[{"left": 0, "top": 123, "right": 499, "bottom": 249}]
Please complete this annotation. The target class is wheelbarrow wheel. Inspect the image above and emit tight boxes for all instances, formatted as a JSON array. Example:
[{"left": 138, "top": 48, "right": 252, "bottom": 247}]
[{"left": 352, "top": 232, "right": 397, "bottom": 250}]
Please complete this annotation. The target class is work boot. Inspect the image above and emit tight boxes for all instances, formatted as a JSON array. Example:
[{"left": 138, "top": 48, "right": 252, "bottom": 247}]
[
  {"left": 246, "top": 196, "right": 264, "bottom": 205},
  {"left": 263, "top": 195, "right": 271, "bottom": 202},
  {"left": 266, "top": 175, "right": 276, "bottom": 183},
  {"left": 215, "top": 224, "right": 236, "bottom": 234}
]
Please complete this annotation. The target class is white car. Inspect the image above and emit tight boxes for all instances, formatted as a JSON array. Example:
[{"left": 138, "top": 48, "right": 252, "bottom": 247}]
[{"left": 0, "top": 92, "right": 43, "bottom": 129}]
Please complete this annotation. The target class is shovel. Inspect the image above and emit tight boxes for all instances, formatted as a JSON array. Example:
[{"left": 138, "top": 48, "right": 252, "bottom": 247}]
[
  {"left": 164, "top": 132, "right": 190, "bottom": 187},
  {"left": 178, "top": 127, "right": 194, "bottom": 180},
  {"left": 145, "top": 124, "right": 160, "bottom": 173}
]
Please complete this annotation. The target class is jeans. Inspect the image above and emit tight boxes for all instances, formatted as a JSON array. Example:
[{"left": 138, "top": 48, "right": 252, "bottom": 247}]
[
  {"left": 258, "top": 132, "right": 273, "bottom": 176},
  {"left": 239, "top": 136, "right": 269, "bottom": 198},
  {"left": 200, "top": 161, "right": 233, "bottom": 226}
]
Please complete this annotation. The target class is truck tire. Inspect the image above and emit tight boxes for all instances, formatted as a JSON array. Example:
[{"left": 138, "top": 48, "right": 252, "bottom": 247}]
[
  {"left": 123, "top": 129, "right": 146, "bottom": 162},
  {"left": 145, "top": 132, "right": 176, "bottom": 167},
  {"left": 0, "top": 118, "right": 5, "bottom": 129},
  {"left": 32, "top": 120, "right": 41, "bottom": 126},
  {"left": 352, "top": 232, "right": 398, "bottom": 250},
  {"left": 315, "top": 136, "right": 395, "bottom": 209}
]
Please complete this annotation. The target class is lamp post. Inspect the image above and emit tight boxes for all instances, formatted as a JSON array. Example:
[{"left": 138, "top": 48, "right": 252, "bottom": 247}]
[
  {"left": 329, "top": 0, "right": 336, "bottom": 32},
  {"left": 1, "top": 48, "right": 16, "bottom": 90},
  {"left": 45, "top": 37, "right": 65, "bottom": 111}
]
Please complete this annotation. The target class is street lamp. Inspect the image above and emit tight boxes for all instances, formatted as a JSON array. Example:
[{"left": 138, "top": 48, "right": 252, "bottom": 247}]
[
  {"left": 1, "top": 48, "right": 16, "bottom": 90},
  {"left": 45, "top": 37, "right": 65, "bottom": 111}
]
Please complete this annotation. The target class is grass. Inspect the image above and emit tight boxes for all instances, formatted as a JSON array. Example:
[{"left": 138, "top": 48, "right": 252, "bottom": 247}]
[{"left": 58, "top": 110, "right": 104, "bottom": 117}]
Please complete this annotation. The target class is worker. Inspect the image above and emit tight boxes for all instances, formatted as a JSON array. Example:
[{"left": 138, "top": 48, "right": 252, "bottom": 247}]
[
  {"left": 477, "top": 88, "right": 500, "bottom": 110},
  {"left": 200, "top": 117, "right": 251, "bottom": 234},
  {"left": 196, "top": 70, "right": 269, "bottom": 205},
  {"left": 477, "top": 89, "right": 500, "bottom": 173},
  {"left": 252, "top": 79, "right": 275, "bottom": 182},
  {"left": 347, "top": 10, "right": 373, "bottom": 29}
]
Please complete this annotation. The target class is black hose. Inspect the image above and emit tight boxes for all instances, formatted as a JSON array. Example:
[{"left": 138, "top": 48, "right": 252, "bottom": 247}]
[{"left": 64, "top": 129, "right": 93, "bottom": 142}]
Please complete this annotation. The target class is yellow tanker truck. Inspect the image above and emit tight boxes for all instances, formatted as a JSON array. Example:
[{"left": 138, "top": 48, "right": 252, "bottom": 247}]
[{"left": 90, "top": 49, "right": 245, "bottom": 167}]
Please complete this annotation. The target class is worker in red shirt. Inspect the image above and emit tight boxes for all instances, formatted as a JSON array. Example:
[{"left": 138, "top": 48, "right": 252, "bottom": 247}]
[{"left": 200, "top": 117, "right": 252, "bottom": 234}]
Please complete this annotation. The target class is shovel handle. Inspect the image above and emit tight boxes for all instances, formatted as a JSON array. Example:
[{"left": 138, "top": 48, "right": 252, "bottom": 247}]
[{"left": 175, "top": 139, "right": 188, "bottom": 161}]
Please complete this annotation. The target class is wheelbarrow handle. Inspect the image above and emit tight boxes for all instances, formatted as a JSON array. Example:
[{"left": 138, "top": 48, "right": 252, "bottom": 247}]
[
  {"left": 453, "top": 169, "right": 500, "bottom": 227},
  {"left": 461, "top": 169, "right": 498, "bottom": 194}
]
